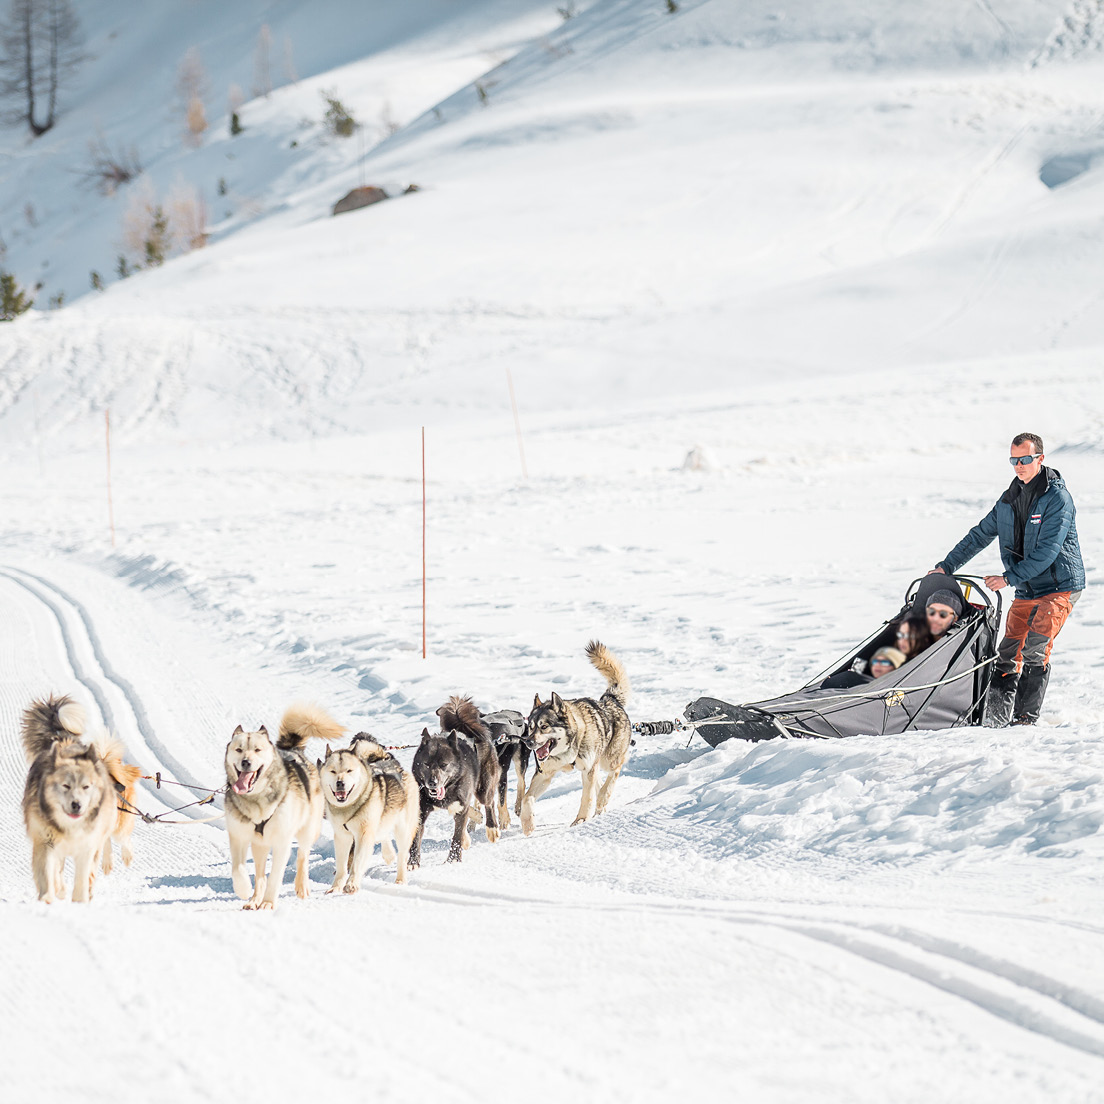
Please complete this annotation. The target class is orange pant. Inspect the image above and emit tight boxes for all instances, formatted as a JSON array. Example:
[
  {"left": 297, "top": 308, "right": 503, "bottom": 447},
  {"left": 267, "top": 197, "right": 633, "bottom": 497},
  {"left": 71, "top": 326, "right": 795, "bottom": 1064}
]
[{"left": 996, "top": 591, "right": 1079, "bottom": 674}]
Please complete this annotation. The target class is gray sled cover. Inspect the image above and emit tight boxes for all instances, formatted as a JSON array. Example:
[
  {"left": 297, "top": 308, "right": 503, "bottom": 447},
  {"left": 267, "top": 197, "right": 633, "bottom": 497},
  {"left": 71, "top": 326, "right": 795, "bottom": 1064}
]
[{"left": 686, "top": 576, "right": 999, "bottom": 745}]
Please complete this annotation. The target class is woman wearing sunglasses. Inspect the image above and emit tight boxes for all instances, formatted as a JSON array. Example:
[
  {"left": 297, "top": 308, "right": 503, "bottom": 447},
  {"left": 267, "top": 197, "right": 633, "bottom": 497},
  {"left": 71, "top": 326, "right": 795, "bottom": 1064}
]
[{"left": 928, "top": 432, "right": 1085, "bottom": 728}]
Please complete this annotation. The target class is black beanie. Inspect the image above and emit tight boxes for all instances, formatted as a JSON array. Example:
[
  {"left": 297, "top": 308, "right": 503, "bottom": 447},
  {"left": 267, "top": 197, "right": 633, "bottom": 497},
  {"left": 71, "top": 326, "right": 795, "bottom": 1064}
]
[{"left": 927, "top": 589, "right": 963, "bottom": 616}]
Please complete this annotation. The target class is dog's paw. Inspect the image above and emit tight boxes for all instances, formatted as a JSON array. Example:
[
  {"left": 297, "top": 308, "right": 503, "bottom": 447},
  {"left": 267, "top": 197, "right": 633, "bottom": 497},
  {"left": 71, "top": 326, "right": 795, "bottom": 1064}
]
[
  {"left": 258, "top": 901, "right": 276, "bottom": 911},
  {"left": 342, "top": 882, "right": 359, "bottom": 895},
  {"left": 295, "top": 886, "right": 310, "bottom": 899},
  {"left": 485, "top": 827, "right": 500, "bottom": 844},
  {"left": 521, "top": 814, "right": 535, "bottom": 836},
  {"left": 446, "top": 850, "right": 463, "bottom": 863},
  {"left": 570, "top": 815, "right": 589, "bottom": 826}
]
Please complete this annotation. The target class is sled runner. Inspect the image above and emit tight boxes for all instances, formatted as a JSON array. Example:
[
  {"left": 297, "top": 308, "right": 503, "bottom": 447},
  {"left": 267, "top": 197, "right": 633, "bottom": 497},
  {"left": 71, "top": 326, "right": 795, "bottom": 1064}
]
[{"left": 683, "top": 575, "right": 1001, "bottom": 745}]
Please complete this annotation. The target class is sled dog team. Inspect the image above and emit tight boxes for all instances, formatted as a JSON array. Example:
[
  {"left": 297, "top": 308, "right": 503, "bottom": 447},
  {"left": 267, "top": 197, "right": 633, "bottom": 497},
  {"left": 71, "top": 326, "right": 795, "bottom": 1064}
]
[{"left": 19, "top": 640, "right": 632, "bottom": 908}]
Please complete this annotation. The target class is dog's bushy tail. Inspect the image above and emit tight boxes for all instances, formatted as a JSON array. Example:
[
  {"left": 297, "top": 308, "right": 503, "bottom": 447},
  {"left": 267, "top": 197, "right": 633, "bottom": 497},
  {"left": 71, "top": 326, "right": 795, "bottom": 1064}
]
[
  {"left": 278, "top": 703, "right": 346, "bottom": 750},
  {"left": 96, "top": 734, "right": 143, "bottom": 790},
  {"left": 351, "top": 732, "right": 399, "bottom": 768},
  {"left": 586, "top": 640, "right": 630, "bottom": 705},
  {"left": 437, "top": 695, "right": 487, "bottom": 739},
  {"left": 21, "top": 694, "right": 87, "bottom": 761}
]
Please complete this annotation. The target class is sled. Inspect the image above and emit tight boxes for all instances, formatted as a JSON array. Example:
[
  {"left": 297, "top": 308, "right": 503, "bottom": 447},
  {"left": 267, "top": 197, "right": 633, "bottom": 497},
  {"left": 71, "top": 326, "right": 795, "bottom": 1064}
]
[{"left": 683, "top": 575, "right": 1001, "bottom": 745}]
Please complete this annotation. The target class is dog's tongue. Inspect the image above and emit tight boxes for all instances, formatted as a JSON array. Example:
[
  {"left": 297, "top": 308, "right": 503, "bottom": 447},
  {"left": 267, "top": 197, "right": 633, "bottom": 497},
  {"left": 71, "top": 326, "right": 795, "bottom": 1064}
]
[
  {"left": 233, "top": 770, "right": 257, "bottom": 794},
  {"left": 432, "top": 784, "right": 445, "bottom": 800},
  {"left": 536, "top": 741, "right": 552, "bottom": 761}
]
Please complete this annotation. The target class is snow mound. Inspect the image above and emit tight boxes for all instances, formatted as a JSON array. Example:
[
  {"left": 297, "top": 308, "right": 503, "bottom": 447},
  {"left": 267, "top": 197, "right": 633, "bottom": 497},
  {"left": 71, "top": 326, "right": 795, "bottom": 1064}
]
[{"left": 652, "top": 727, "right": 1104, "bottom": 863}]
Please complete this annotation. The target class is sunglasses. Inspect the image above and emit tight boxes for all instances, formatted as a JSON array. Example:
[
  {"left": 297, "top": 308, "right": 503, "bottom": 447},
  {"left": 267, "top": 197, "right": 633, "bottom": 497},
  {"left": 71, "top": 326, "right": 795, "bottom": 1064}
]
[
  {"left": 926, "top": 607, "right": 955, "bottom": 619},
  {"left": 895, "top": 631, "right": 911, "bottom": 639},
  {"left": 1009, "top": 454, "right": 1042, "bottom": 466},
  {"left": 870, "top": 658, "right": 895, "bottom": 667}
]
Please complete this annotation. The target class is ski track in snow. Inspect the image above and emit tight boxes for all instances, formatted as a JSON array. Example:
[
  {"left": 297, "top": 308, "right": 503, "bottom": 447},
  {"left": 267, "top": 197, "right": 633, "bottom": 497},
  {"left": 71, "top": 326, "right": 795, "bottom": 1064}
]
[{"left": 3, "top": 556, "right": 1104, "bottom": 1102}]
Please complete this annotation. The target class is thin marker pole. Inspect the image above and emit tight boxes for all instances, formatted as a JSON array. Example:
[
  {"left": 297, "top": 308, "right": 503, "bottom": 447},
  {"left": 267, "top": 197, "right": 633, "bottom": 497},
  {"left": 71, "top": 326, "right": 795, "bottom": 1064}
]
[
  {"left": 505, "top": 367, "right": 528, "bottom": 480},
  {"left": 105, "top": 409, "right": 116, "bottom": 547},
  {"left": 32, "top": 387, "right": 43, "bottom": 478},
  {"left": 422, "top": 426, "right": 426, "bottom": 659}
]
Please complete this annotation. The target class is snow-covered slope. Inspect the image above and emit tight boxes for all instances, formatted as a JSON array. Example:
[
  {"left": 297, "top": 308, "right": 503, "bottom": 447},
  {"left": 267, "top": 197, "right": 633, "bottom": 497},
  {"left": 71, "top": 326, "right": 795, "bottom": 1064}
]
[
  {"left": 2, "top": 0, "right": 1103, "bottom": 452},
  {"left": 2, "top": 2, "right": 1104, "bottom": 1102}
]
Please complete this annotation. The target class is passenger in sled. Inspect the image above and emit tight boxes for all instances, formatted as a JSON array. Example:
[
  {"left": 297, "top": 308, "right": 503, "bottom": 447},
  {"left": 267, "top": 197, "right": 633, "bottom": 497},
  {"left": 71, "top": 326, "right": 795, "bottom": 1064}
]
[{"left": 820, "top": 582, "right": 972, "bottom": 691}]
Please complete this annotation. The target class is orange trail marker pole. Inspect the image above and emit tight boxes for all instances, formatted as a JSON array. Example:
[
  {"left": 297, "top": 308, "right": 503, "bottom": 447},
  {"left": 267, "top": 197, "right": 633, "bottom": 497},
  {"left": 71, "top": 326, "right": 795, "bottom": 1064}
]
[
  {"left": 422, "top": 426, "right": 427, "bottom": 659},
  {"left": 105, "top": 409, "right": 116, "bottom": 548},
  {"left": 506, "top": 367, "right": 528, "bottom": 480}
]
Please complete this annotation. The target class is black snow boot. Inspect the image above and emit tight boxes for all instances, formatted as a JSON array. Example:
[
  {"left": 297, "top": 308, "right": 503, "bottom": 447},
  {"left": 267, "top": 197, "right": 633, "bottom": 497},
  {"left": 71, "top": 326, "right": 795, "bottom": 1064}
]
[
  {"left": 1011, "top": 665, "right": 1050, "bottom": 726},
  {"left": 985, "top": 671, "right": 1019, "bottom": 727}
]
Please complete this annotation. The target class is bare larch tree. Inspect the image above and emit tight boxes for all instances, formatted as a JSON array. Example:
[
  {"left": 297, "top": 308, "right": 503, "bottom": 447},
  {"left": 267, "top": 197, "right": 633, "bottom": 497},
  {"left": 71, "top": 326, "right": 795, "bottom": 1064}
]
[{"left": 0, "top": 0, "right": 84, "bottom": 136}]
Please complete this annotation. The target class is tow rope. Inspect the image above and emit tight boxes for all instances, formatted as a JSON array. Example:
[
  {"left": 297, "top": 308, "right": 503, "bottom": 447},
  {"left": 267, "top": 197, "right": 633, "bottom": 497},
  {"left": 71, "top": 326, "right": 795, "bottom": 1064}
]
[{"left": 116, "top": 773, "right": 227, "bottom": 826}]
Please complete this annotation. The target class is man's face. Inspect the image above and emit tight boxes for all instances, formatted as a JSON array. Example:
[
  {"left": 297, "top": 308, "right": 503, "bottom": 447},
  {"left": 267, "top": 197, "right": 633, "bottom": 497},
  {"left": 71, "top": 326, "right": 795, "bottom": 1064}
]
[
  {"left": 1010, "top": 440, "right": 1044, "bottom": 483},
  {"left": 926, "top": 603, "right": 957, "bottom": 636}
]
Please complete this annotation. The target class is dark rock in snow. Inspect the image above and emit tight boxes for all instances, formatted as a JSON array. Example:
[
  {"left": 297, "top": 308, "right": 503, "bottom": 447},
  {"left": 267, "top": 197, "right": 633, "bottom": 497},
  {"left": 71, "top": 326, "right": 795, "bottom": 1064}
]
[{"left": 332, "top": 186, "right": 388, "bottom": 216}]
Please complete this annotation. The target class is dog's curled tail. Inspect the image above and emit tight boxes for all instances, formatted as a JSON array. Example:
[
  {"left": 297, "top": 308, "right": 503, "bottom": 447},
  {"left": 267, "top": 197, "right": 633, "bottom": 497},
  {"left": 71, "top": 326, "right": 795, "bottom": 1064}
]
[
  {"left": 95, "top": 734, "right": 143, "bottom": 790},
  {"left": 586, "top": 640, "right": 630, "bottom": 705},
  {"left": 21, "top": 693, "right": 87, "bottom": 761},
  {"left": 437, "top": 695, "right": 487, "bottom": 739},
  {"left": 278, "top": 703, "right": 346, "bottom": 750}
]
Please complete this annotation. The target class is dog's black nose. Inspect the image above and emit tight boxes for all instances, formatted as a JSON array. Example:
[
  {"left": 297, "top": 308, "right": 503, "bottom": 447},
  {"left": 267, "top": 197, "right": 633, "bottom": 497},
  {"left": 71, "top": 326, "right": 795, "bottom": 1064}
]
[
  {"left": 241, "top": 759, "right": 251, "bottom": 770},
  {"left": 70, "top": 801, "right": 81, "bottom": 813}
]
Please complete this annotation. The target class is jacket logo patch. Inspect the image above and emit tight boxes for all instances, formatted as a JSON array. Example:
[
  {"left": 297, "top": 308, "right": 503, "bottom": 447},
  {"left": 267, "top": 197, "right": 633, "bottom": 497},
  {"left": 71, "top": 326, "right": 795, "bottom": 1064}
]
[{"left": 1030, "top": 514, "right": 1042, "bottom": 524}]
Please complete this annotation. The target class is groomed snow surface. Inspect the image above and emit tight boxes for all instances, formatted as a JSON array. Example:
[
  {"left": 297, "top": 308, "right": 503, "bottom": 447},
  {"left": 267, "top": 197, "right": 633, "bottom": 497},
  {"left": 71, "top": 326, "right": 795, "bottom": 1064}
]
[{"left": 2, "top": 1, "right": 1104, "bottom": 1101}]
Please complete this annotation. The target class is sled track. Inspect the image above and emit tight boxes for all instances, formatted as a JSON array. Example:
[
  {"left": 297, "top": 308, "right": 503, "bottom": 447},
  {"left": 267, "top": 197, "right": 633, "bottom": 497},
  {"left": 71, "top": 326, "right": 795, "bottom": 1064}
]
[
  {"left": 0, "top": 565, "right": 216, "bottom": 821},
  {"left": 373, "top": 877, "right": 1104, "bottom": 1063}
]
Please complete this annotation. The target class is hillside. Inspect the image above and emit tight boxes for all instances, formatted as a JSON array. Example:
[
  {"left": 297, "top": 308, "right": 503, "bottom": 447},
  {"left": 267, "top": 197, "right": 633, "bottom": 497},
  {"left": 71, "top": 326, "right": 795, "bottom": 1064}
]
[{"left": 2, "top": 4, "right": 1104, "bottom": 1103}]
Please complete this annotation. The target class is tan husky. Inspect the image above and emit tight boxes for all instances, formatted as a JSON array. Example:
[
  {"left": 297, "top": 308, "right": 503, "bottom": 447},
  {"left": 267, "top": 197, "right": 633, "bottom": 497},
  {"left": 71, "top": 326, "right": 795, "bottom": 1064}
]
[
  {"left": 223, "top": 703, "right": 341, "bottom": 910},
  {"left": 318, "top": 733, "right": 419, "bottom": 892},
  {"left": 21, "top": 694, "right": 141, "bottom": 903},
  {"left": 521, "top": 641, "right": 632, "bottom": 836}
]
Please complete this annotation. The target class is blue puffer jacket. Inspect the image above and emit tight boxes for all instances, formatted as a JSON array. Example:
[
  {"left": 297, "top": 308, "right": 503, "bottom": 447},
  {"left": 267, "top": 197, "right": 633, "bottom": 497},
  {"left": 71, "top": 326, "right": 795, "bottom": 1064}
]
[{"left": 937, "top": 467, "right": 1085, "bottom": 598}]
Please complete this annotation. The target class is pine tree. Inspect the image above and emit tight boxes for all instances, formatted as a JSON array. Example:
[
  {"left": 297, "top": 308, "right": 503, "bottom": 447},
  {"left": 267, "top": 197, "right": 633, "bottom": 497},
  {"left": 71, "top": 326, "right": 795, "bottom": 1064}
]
[
  {"left": 0, "top": 270, "right": 33, "bottom": 319},
  {"left": 144, "top": 206, "right": 169, "bottom": 266}
]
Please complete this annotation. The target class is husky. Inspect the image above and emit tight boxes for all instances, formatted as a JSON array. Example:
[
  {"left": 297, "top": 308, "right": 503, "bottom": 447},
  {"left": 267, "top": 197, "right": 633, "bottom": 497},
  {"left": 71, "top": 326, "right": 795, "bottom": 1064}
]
[
  {"left": 438, "top": 698, "right": 530, "bottom": 830},
  {"left": 410, "top": 700, "right": 501, "bottom": 865},
  {"left": 223, "top": 703, "right": 341, "bottom": 910},
  {"left": 100, "top": 741, "right": 143, "bottom": 876},
  {"left": 21, "top": 694, "right": 140, "bottom": 903},
  {"left": 521, "top": 640, "right": 631, "bottom": 836},
  {"left": 318, "top": 733, "right": 419, "bottom": 893}
]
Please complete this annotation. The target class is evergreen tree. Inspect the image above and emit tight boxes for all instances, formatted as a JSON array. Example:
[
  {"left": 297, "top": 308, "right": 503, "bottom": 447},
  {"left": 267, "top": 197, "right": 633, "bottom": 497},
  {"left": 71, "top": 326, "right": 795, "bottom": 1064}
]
[{"left": 0, "top": 270, "right": 33, "bottom": 319}]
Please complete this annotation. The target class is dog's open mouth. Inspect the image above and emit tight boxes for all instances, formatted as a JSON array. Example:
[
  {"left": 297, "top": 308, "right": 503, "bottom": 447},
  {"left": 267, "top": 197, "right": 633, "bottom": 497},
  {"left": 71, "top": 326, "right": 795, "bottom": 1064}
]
[
  {"left": 427, "top": 783, "right": 446, "bottom": 801},
  {"left": 535, "top": 740, "right": 553, "bottom": 762},
  {"left": 332, "top": 784, "right": 348, "bottom": 804},
  {"left": 232, "top": 767, "right": 260, "bottom": 794}
]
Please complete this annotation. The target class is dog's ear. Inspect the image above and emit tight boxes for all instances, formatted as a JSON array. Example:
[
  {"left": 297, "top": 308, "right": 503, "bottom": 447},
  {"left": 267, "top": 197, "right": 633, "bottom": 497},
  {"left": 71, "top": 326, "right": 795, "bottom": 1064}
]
[
  {"left": 232, "top": 724, "right": 243, "bottom": 736},
  {"left": 551, "top": 692, "right": 564, "bottom": 712},
  {"left": 317, "top": 758, "right": 323, "bottom": 770},
  {"left": 447, "top": 731, "right": 461, "bottom": 751},
  {"left": 419, "top": 727, "right": 431, "bottom": 744},
  {"left": 533, "top": 693, "right": 543, "bottom": 710},
  {"left": 324, "top": 744, "right": 332, "bottom": 758},
  {"left": 258, "top": 725, "right": 269, "bottom": 737}
]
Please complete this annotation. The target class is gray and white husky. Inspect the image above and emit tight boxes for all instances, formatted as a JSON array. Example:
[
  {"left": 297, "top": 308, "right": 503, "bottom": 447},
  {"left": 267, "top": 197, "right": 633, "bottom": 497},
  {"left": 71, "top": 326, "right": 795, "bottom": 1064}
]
[
  {"left": 318, "top": 733, "right": 419, "bottom": 893},
  {"left": 521, "top": 640, "right": 631, "bottom": 836},
  {"left": 223, "top": 703, "right": 341, "bottom": 910},
  {"left": 21, "top": 694, "right": 139, "bottom": 903}
]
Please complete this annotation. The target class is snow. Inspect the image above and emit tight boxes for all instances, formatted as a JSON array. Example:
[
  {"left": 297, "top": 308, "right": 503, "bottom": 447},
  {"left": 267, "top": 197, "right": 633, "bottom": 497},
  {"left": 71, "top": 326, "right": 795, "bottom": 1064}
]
[{"left": 1, "top": 0, "right": 1104, "bottom": 1101}]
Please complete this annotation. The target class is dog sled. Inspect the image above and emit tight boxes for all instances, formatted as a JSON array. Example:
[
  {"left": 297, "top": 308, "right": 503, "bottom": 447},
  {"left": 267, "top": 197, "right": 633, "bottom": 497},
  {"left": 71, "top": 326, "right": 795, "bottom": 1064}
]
[{"left": 674, "top": 575, "right": 1001, "bottom": 745}]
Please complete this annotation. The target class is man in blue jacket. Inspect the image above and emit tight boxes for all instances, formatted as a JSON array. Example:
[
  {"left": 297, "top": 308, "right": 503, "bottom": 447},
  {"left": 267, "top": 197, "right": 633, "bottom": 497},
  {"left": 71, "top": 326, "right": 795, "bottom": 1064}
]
[{"left": 930, "top": 433, "right": 1085, "bottom": 727}]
